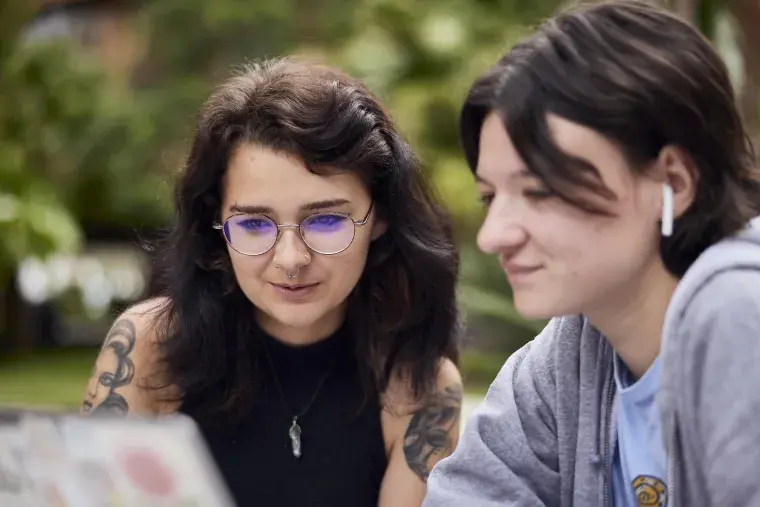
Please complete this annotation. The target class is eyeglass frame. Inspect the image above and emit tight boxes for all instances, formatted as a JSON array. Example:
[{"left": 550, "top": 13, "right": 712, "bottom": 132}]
[{"left": 212, "top": 202, "right": 374, "bottom": 256}]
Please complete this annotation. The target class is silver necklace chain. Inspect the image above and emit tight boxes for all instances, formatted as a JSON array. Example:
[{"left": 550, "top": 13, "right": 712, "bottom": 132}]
[{"left": 262, "top": 345, "right": 336, "bottom": 459}]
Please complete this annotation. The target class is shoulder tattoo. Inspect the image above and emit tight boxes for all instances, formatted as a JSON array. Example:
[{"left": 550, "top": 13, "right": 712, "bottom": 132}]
[
  {"left": 82, "top": 319, "right": 137, "bottom": 416},
  {"left": 402, "top": 384, "right": 463, "bottom": 481}
]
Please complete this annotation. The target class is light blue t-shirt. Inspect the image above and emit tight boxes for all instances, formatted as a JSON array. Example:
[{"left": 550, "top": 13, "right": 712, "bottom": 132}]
[{"left": 611, "top": 354, "right": 668, "bottom": 507}]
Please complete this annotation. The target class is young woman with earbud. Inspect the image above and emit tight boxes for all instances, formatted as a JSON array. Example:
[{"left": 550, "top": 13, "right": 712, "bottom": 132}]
[
  {"left": 81, "top": 58, "right": 464, "bottom": 507},
  {"left": 423, "top": 2, "right": 760, "bottom": 507}
]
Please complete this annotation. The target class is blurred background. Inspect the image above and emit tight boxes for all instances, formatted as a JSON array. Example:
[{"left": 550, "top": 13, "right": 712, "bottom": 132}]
[{"left": 1, "top": 0, "right": 758, "bottom": 412}]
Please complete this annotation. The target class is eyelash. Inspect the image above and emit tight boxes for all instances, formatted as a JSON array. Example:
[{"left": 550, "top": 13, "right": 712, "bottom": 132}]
[
  {"left": 523, "top": 189, "right": 554, "bottom": 200},
  {"left": 478, "top": 189, "right": 553, "bottom": 208}
]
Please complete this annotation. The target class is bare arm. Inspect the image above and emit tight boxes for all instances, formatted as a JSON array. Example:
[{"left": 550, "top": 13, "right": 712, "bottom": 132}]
[
  {"left": 378, "top": 359, "right": 463, "bottom": 507},
  {"left": 80, "top": 300, "right": 175, "bottom": 417}
]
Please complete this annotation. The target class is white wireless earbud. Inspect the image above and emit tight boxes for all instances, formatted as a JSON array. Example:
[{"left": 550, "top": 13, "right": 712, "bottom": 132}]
[{"left": 661, "top": 183, "right": 674, "bottom": 237}]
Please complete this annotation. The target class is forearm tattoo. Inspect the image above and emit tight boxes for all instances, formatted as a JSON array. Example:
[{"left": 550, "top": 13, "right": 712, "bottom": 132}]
[
  {"left": 403, "top": 384, "right": 463, "bottom": 481},
  {"left": 81, "top": 319, "right": 136, "bottom": 416}
]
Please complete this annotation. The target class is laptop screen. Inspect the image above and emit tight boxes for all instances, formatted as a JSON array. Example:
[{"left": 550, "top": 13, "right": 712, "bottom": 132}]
[{"left": 0, "top": 410, "right": 236, "bottom": 507}]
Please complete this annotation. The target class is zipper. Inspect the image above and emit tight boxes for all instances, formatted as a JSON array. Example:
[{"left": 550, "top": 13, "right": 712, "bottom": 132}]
[
  {"left": 666, "top": 419, "right": 678, "bottom": 506},
  {"left": 602, "top": 367, "right": 616, "bottom": 507}
]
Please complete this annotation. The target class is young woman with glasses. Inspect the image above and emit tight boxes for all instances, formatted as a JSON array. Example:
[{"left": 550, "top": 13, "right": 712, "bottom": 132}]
[{"left": 81, "top": 58, "right": 463, "bottom": 507}]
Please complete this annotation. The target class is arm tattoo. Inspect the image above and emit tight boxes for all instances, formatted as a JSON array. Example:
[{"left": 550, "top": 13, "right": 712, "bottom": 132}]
[
  {"left": 403, "top": 384, "right": 463, "bottom": 481},
  {"left": 81, "top": 319, "right": 136, "bottom": 416}
]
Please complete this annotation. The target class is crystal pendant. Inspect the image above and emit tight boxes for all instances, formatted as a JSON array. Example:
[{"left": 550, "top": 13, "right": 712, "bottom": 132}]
[{"left": 288, "top": 417, "right": 302, "bottom": 458}]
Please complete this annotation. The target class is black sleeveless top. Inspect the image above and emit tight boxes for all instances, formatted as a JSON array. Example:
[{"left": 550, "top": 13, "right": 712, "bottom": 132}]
[{"left": 183, "top": 326, "right": 388, "bottom": 507}]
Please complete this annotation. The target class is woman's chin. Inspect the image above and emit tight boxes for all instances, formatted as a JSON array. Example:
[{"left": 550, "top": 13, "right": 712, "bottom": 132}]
[
  {"left": 255, "top": 301, "right": 345, "bottom": 339},
  {"left": 513, "top": 293, "right": 569, "bottom": 322}
]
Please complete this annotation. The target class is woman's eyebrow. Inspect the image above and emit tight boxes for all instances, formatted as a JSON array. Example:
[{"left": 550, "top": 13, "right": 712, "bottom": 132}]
[
  {"left": 228, "top": 203, "right": 273, "bottom": 214},
  {"left": 300, "top": 198, "right": 351, "bottom": 211},
  {"left": 228, "top": 198, "right": 351, "bottom": 215}
]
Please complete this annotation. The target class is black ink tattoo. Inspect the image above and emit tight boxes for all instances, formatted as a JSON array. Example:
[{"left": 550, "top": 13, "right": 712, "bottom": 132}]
[
  {"left": 82, "top": 319, "right": 136, "bottom": 416},
  {"left": 403, "top": 384, "right": 463, "bottom": 481}
]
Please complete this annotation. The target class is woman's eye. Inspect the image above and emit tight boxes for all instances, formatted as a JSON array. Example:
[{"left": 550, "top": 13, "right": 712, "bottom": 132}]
[
  {"left": 523, "top": 188, "right": 554, "bottom": 200},
  {"left": 309, "top": 214, "right": 342, "bottom": 226},
  {"left": 479, "top": 194, "right": 494, "bottom": 207},
  {"left": 240, "top": 219, "right": 270, "bottom": 230}
]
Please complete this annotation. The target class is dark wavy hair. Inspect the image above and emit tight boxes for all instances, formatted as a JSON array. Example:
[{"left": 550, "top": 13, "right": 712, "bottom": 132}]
[
  {"left": 461, "top": 0, "right": 760, "bottom": 277},
  {"left": 149, "top": 58, "right": 461, "bottom": 428}
]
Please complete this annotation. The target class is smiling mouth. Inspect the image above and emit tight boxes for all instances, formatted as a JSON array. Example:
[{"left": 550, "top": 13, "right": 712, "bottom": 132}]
[
  {"left": 506, "top": 266, "right": 542, "bottom": 275},
  {"left": 271, "top": 283, "right": 319, "bottom": 290}
]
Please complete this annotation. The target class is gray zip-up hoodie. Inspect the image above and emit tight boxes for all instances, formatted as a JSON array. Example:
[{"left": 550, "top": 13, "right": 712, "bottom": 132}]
[{"left": 424, "top": 217, "right": 760, "bottom": 507}]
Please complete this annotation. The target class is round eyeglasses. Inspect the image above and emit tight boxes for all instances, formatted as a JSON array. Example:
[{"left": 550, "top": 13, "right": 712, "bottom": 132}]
[{"left": 213, "top": 204, "right": 373, "bottom": 256}]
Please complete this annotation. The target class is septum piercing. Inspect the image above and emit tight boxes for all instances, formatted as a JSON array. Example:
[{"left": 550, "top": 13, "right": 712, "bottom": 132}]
[{"left": 274, "top": 253, "right": 310, "bottom": 279}]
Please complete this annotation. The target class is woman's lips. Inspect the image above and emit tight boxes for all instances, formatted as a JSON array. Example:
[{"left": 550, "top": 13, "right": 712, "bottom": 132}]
[{"left": 270, "top": 282, "right": 320, "bottom": 301}]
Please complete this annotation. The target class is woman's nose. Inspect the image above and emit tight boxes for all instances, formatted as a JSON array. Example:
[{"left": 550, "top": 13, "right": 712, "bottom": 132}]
[
  {"left": 273, "top": 228, "right": 311, "bottom": 271},
  {"left": 476, "top": 199, "right": 529, "bottom": 256}
]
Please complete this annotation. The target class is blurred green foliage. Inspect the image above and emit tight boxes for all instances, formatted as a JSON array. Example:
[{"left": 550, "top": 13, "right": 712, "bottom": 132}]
[
  {"left": 0, "top": 2, "right": 81, "bottom": 285},
  {"left": 0, "top": 1, "right": 173, "bottom": 286}
]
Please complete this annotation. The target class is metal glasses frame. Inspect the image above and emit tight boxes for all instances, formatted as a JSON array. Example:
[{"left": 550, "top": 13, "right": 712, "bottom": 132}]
[{"left": 212, "top": 203, "right": 373, "bottom": 256}]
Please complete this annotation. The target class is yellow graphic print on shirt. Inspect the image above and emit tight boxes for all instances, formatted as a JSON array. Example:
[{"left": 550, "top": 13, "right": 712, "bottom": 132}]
[{"left": 632, "top": 475, "right": 667, "bottom": 506}]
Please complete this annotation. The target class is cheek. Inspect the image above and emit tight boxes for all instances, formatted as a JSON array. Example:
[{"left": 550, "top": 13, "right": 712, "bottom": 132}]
[
  {"left": 320, "top": 235, "right": 373, "bottom": 292},
  {"left": 527, "top": 211, "right": 589, "bottom": 261},
  {"left": 540, "top": 211, "right": 658, "bottom": 282},
  {"left": 228, "top": 251, "right": 269, "bottom": 281},
  {"left": 326, "top": 242, "right": 370, "bottom": 281}
]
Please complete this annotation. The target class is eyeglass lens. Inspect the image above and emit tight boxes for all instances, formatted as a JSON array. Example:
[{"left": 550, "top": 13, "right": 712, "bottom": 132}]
[{"left": 223, "top": 213, "right": 357, "bottom": 255}]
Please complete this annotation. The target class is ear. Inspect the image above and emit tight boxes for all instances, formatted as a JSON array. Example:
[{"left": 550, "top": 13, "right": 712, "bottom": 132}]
[
  {"left": 370, "top": 218, "right": 388, "bottom": 241},
  {"left": 656, "top": 145, "right": 698, "bottom": 219}
]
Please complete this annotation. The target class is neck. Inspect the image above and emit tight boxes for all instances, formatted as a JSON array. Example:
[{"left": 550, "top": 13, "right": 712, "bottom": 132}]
[
  {"left": 586, "top": 257, "right": 679, "bottom": 380},
  {"left": 256, "top": 306, "right": 346, "bottom": 347}
]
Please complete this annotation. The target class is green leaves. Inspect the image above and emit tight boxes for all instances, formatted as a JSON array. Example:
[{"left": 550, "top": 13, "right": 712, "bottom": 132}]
[
  {"left": 0, "top": 3, "right": 170, "bottom": 283},
  {"left": 0, "top": 33, "right": 92, "bottom": 281},
  {"left": 0, "top": 185, "right": 81, "bottom": 285}
]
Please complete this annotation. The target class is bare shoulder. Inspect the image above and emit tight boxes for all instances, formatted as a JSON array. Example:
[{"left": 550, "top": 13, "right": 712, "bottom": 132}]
[
  {"left": 433, "top": 358, "right": 463, "bottom": 396},
  {"left": 383, "top": 358, "right": 463, "bottom": 413},
  {"left": 81, "top": 297, "right": 177, "bottom": 417},
  {"left": 382, "top": 358, "right": 464, "bottom": 481}
]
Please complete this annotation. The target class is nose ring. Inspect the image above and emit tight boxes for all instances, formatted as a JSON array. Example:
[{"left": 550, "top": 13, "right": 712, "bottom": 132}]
[{"left": 274, "top": 253, "right": 310, "bottom": 280}]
